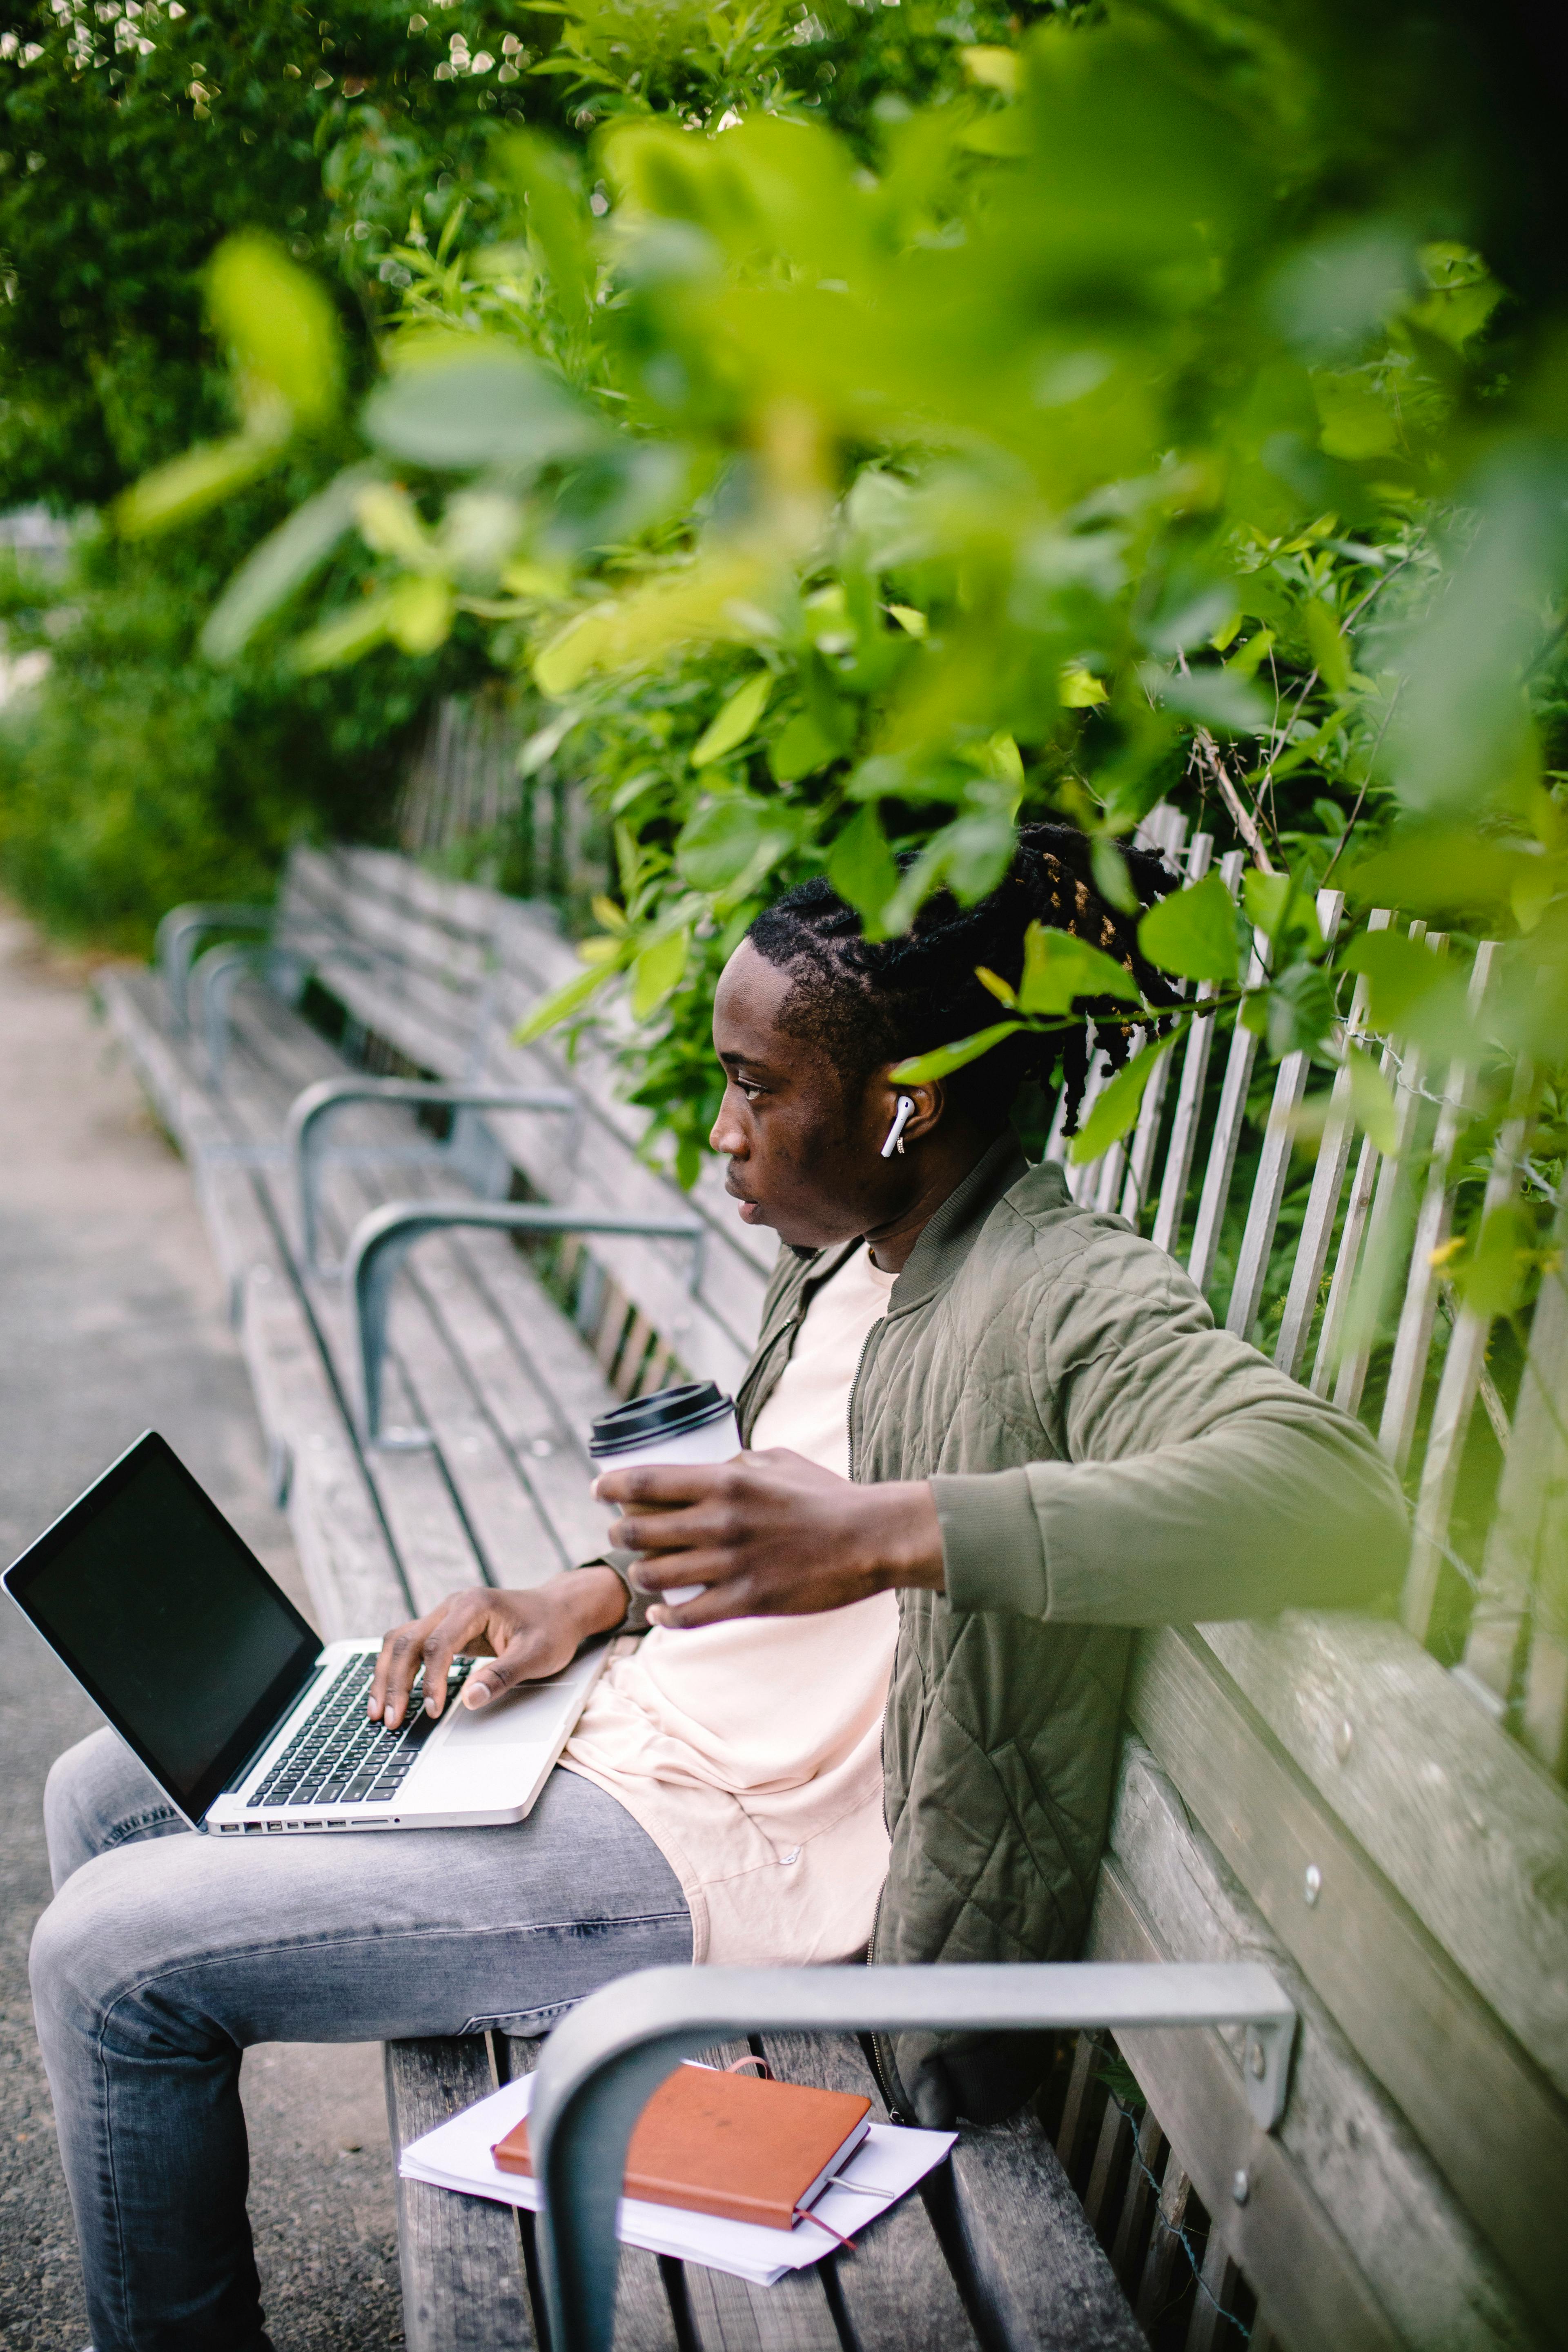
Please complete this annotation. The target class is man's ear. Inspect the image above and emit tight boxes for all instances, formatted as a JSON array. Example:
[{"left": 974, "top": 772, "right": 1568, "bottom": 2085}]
[{"left": 877, "top": 1073, "right": 944, "bottom": 1147}]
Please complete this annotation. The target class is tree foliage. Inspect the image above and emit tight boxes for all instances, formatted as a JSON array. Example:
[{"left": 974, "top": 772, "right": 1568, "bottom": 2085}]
[{"left": 134, "top": 0, "right": 1568, "bottom": 1339}]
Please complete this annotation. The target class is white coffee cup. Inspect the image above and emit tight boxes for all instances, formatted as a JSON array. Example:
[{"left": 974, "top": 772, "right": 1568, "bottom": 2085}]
[{"left": 588, "top": 1381, "right": 740, "bottom": 1612}]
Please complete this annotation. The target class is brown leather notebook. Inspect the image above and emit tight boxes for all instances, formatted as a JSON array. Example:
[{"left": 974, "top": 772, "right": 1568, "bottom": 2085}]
[{"left": 492, "top": 2062, "right": 872, "bottom": 2233}]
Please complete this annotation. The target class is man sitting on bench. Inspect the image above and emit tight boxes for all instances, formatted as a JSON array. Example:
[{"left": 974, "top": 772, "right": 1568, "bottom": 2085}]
[{"left": 31, "top": 826, "right": 1405, "bottom": 2352}]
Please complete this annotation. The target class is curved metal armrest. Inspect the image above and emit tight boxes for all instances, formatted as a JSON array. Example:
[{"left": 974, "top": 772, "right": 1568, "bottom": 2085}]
[
  {"left": 285, "top": 1078, "right": 580, "bottom": 1274},
  {"left": 155, "top": 901, "right": 274, "bottom": 1031},
  {"left": 192, "top": 941, "right": 313, "bottom": 1085},
  {"left": 345, "top": 1199, "right": 705, "bottom": 1441},
  {"left": 529, "top": 1960, "right": 1297, "bottom": 2352}
]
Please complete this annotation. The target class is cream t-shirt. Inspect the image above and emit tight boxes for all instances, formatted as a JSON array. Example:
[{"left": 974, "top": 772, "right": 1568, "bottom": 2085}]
[{"left": 560, "top": 1243, "right": 900, "bottom": 1964}]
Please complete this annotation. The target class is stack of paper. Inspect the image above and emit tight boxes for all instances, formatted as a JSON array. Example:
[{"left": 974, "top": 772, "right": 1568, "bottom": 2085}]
[{"left": 398, "top": 2071, "right": 957, "bottom": 2287}]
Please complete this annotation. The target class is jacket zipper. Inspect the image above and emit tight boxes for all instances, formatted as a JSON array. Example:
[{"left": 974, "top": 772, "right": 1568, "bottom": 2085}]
[
  {"left": 845, "top": 1314, "right": 884, "bottom": 1485},
  {"left": 861, "top": 1884, "right": 912, "bottom": 2124}
]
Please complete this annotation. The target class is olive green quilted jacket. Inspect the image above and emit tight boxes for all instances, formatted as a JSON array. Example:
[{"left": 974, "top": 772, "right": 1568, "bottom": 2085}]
[{"left": 732, "top": 1134, "right": 1407, "bottom": 2128}]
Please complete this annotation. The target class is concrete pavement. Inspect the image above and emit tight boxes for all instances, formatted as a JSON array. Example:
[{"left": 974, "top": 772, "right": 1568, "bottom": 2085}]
[{"left": 0, "top": 910, "right": 402, "bottom": 2351}]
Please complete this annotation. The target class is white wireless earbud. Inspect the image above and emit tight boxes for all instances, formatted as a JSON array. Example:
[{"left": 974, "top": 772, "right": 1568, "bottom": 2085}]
[{"left": 880, "top": 1094, "right": 916, "bottom": 1159}]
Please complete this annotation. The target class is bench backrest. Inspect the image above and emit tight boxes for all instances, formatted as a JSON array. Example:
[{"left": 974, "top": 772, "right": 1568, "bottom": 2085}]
[{"left": 274, "top": 832, "right": 1566, "bottom": 2352}]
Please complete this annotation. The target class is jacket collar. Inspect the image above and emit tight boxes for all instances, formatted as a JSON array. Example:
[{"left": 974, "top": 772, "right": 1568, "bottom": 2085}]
[{"left": 885, "top": 1130, "right": 1035, "bottom": 1316}]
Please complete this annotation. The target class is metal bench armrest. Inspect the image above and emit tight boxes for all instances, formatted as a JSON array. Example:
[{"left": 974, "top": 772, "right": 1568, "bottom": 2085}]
[
  {"left": 285, "top": 1078, "right": 580, "bottom": 1273},
  {"left": 155, "top": 902, "right": 274, "bottom": 1030},
  {"left": 528, "top": 1960, "right": 1296, "bottom": 2352},
  {"left": 345, "top": 1200, "right": 704, "bottom": 1441}
]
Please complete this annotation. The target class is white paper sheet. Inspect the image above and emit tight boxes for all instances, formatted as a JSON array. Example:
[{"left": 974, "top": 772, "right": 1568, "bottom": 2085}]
[{"left": 397, "top": 2070, "right": 957, "bottom": 2287}]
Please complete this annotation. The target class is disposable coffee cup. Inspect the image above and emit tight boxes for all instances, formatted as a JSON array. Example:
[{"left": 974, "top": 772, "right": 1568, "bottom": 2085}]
[{"left": 588, "top": 1381, "right": 740, "bottom": 1612}]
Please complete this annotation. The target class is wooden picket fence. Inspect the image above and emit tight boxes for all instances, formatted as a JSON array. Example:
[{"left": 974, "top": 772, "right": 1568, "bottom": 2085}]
[{"left": 1065, "top": 803, "right": 1566, "bottom": 1778}]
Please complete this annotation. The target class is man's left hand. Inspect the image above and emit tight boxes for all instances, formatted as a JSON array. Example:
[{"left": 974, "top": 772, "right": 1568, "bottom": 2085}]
[{"left": 595, "top": 1448, "right": 944, "bottom": 1627}]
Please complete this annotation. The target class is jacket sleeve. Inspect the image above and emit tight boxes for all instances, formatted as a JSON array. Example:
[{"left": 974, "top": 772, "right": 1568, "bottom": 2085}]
[{"left": 930, "top": 1226, "right": 1408, "bottom": 1626}]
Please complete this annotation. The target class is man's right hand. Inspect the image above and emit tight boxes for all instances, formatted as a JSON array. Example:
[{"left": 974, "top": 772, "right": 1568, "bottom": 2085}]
[{"left": 368, "top": 1566, "right": 628, "bottom": 1729}]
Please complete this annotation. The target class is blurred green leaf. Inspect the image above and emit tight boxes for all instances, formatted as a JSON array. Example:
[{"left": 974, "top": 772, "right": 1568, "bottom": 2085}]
[
  {"left": 208, "top": 234, "right": 342, "bottom": 432},
  {"left": 201, "top": 466, "right": 379, "bottom": 665},
  {"left": 692, "top": 670, "right": 771, "bottom": 767},
  {"left": 1339, "top": 928, "right": 1442, "bottom": 1029},
  {"left": 1266, "top": 960, "right": 1337, "bottom": 1055},
  {"left": 513, "top": 953, "right": 625, "bottom": 1045},
  {"left": 1061, "top": 664, "right": 1108, "bottom": 708},
  {"left": 891, "top": 1020, "right": 1025, "bottom": 1085},
  {"left": 676, "top": 797, "right": 792, "bottom": 892},
  {"left": 1156, "top": 668, "right": 1272, "bottom": 734},
  {"left": 1069, "top": 1034, "right": 1174, "bottom": 1164},
  {"left": 114, "top": 428, "right": 289, "bottom": 541},
  {"left": 769, "top": 710, "right": 838, "bottom": 784},
  {"left": 1450, "top": 1202, "right": 1531, "bottom": 1319},
  {"left": 1244, "top": 870, "right": 1325, "bottom": 957},
  {"left": 1138, "top": 872, "right": 1241, "bottom": 982},
  {"left": 1091, "top": 837, "right": 1138, "bottom": 913},
  {"left": 363, "top": 352, "right": 604, "bottom": 472},
  {"left": 1347, "top": 1045, "right": 1399, "bottom": 1154},
  {"left": 388, "top": 573, "right": 454, "bottom": 655},
  {"left": 631, "top": 926, "right": 690, "bottom": 1018},
  {"left": 1305, "top": 599, "right": 1351, "bottom": 696},
  {"left": 826, "top": 803, "right": 899, "bottom": 930},
  {"left": 291, "top": 590, "right": 403, "bottom": 673},
  {"left": 1018, "top": 920, "right": 1140, "bottom": 1014}
]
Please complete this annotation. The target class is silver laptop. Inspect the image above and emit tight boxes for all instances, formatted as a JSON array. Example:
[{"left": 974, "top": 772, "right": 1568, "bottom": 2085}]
[{"left": 3, "top": 1431, "right": 607, "bottom": 1836}]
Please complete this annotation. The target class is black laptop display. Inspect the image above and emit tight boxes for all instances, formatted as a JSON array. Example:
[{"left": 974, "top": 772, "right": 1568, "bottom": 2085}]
[{"left": 3, "top": 1432, "right": 321, "bottom": 1824}]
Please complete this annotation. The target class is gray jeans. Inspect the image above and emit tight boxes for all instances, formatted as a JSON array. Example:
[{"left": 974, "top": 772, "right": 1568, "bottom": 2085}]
[{"left": 31, "top": 1728, "right": 691, "bottom": 2352}]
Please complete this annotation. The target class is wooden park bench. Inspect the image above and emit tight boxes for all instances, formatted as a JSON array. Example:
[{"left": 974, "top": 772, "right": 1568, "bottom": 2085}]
[{"left": 99, "top": 826, "right": 1567, "bottom": 2352}]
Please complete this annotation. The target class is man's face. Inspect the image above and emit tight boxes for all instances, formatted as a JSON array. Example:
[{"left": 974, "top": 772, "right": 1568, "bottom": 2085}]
[{"left": 709, "top": 941, "right": 900, "bottom": 1251}]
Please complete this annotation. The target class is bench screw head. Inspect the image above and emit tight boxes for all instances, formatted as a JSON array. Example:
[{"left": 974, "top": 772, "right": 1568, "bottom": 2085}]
[
  {"left": 1232, "top": 2169, "right": 1250, "bottom": 2206},
  {"left": 1304, "top": 1863, "right": 1322, "bottom": 1906},
  {"left": 1334, "top": 1717, "right": 1354, "bottom": 1762}
]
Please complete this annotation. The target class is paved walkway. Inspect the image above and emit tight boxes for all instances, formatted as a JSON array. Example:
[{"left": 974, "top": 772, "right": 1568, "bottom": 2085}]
[{"left": 0, "top": 911, "right": 401, "bottom": 2351}]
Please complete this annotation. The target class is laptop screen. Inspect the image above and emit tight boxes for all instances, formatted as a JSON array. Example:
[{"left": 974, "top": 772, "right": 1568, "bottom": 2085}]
[{"left": 3, "top": 1432, "right": 321, "bottom": 1823}]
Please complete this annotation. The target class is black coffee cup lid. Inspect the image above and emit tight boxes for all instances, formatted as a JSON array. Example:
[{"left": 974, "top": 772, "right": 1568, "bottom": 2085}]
[{"left": 588, "top": 1381, "right": 735, "bottom": 1459}]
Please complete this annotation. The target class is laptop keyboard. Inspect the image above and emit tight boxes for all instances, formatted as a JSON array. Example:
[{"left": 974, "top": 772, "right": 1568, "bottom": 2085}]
[{"left": 248, "top": 1653, "right": 474, "bottom": 1809}]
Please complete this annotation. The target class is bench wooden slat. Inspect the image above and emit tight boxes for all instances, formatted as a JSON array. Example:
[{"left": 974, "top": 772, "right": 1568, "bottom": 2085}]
[
  {"left": 1099, "top": 1735, "right": 1535, "bottom": 2352},
  {"left": 1129, "top": 2152, "right": 1191, "bottom": 2332},
  {"left": 385, "top": 2037, "right": 535, "bottom": 2352},
  {"left": 1196, "top": 1614, "right": 1568, "bottom": 2102},
  {"left": 680, "top": 2263, "right": 844, "bottom": 2352},
  {"left": 497, "top": 2036, "right": 682, "bottom": 2352},
  {"left": 432, "top": 1230, "right": 624, "bottom": 1566},
  {"left": 1182, "top": 2234, "right": 1245, "bottom": 2352},
  {"left": 938, "top": 2108, "right": 1145, "bottom": 2352},
  {"left": 1127, "top": 1627, "right": 1567, "bottom": 2334},
  {"left": 1092, "top": 1863, "right": 1406, "bottom": 2352},
  {"left": 758, "top": 2031, "right": 982, "bottom": 2352}
]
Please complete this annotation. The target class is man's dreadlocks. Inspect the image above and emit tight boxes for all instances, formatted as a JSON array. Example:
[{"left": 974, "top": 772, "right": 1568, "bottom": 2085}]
[{"left": 746, "top": 823, "right": 1184, "bottom": 1133}]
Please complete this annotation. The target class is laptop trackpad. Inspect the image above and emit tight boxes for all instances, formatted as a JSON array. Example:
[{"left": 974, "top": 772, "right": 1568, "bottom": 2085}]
[{"left": 439, "top": 1677, "right": 581, "bottom": 1747}]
